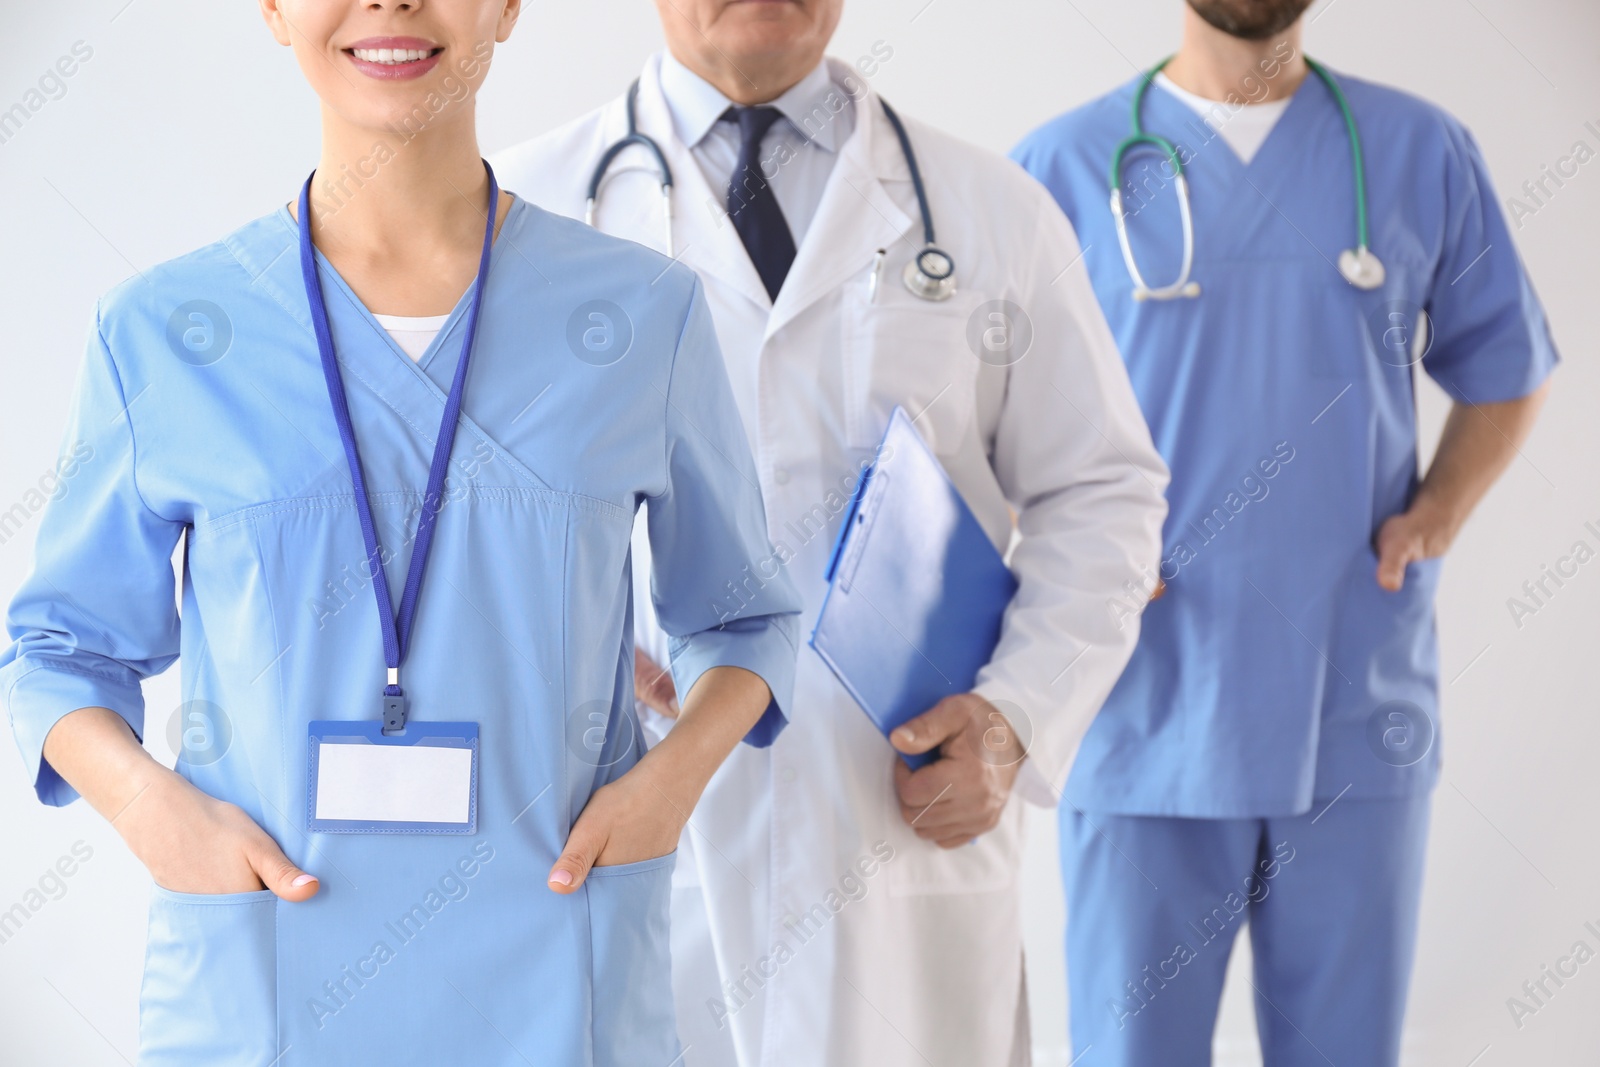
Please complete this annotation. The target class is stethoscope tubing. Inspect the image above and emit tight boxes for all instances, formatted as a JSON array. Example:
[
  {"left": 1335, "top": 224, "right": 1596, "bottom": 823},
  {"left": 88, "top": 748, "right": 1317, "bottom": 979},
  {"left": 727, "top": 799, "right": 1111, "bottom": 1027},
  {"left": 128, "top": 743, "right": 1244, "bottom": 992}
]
[
  {"left": 585, "top": 80, "right": 676, "bottom": 253},
  {"left": 1108, "top": 55, "right": 1377, "bottom": 299},
  {"left": 585, "top": 80, "right": 955, "bottom": 299}
]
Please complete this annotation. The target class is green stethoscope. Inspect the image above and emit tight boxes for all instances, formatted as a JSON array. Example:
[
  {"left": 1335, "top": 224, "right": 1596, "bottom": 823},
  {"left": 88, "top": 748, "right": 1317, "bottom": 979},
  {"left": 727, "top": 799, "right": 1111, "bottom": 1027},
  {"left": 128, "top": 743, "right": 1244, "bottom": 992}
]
[{"left": 1109, "top": 56, "right": 1386, "bottom": 301}]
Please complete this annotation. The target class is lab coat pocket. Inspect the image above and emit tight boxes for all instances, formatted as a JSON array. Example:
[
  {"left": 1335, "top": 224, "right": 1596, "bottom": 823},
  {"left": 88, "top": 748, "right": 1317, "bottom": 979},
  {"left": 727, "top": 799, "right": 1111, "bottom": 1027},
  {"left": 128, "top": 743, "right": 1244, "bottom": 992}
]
[
  {"left": 586, "top": 851, "right": 680, "bottom": 1066},
  {"left": 841, "top": 284, "right": 981, "bottom": 456},
  {"left": 139, "top": 887, "right": 278, "bottom": 1066}
]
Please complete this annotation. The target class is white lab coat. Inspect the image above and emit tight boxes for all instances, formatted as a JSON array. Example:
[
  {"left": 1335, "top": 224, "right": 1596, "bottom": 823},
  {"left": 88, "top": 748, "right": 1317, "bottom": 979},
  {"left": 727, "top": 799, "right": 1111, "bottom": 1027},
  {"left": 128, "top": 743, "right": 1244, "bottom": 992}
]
[{"left": 493, "top": 54, "right": 1168, "bottom": 1067}]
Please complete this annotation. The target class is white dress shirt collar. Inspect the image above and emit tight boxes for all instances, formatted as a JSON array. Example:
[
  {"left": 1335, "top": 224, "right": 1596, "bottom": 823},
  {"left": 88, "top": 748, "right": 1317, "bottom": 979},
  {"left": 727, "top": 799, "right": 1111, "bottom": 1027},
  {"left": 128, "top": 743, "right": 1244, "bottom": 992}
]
[{"left": 658, "top": 50, "right": 847, "bottom": 155}]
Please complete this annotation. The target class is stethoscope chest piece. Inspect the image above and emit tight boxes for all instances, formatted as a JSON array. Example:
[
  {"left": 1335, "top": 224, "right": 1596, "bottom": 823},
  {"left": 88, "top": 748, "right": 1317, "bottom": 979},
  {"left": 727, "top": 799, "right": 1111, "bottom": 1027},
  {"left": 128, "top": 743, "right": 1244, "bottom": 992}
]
[
  {"left": 904, "top": 246, "right": 957, "bottom": 301},
  {"left": 1338, "top": 246, "right": 1386, "bottom": 290}
]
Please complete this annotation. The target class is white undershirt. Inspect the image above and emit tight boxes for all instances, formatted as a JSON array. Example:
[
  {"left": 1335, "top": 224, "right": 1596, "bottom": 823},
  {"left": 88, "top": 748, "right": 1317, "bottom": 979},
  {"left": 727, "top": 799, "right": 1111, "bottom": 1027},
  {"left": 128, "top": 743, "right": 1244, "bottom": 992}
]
[
  {"left": 373, "top": 313, "right": 450, "bottom": 362},
  {"left": 1155, "top": 73, "right": 1292, "bottom": 165}
]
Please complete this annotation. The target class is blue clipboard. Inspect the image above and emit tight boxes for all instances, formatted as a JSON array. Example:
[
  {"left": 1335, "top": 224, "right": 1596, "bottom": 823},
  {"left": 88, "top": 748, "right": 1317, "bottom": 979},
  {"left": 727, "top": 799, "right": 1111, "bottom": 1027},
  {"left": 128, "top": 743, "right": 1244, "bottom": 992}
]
[{"left": 809, "top": 407, "right": 1018, "bottom": 769}]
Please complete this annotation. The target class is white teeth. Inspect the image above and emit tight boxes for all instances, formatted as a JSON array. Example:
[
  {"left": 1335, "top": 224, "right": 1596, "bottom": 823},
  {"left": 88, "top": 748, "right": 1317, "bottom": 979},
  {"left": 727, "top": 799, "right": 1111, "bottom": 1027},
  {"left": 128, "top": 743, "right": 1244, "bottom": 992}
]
[{"left": 351, "top": 48, "right": 433, "bottom": 64}]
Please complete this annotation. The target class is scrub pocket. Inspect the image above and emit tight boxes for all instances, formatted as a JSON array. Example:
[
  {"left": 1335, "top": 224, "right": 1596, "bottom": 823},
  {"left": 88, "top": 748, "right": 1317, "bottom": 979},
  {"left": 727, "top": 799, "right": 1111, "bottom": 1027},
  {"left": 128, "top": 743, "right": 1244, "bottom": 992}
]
[
  {"left": 586, "top": 852, "right": 679, "bottom": 1067},
  {"left": 1363, "top": 545, "right": 1444, "bottom": 609},
  {"left": 139, "top": 887, "right": 278, "bottom": 1066}
]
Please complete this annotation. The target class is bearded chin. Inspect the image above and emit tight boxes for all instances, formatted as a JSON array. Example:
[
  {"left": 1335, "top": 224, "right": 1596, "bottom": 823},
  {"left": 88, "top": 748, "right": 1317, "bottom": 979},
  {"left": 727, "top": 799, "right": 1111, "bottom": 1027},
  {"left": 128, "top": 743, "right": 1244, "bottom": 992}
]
[{"left": 1187, "top": 0, "right": 1314, "bottom": 40}]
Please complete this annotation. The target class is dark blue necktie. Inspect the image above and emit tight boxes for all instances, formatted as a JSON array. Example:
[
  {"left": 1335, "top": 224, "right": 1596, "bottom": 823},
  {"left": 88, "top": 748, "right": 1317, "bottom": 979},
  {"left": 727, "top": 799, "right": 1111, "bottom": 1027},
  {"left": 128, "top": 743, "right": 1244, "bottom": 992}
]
[{"left": 725, "top": 106, "right": 797, "bottom": 301}]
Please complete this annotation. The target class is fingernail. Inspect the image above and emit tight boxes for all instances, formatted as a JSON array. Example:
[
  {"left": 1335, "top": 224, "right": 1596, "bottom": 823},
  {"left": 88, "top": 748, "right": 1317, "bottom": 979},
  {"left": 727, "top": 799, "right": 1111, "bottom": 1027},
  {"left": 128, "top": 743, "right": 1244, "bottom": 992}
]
[
  {"left": 893, "top": 728, "right": 913, "bottom": 745},
  {"left": 291, "top": 874, "right": 317, "bottom": 888},
  {"left": 668, "top": 699, "right": 680, "bottom": 715},
  {"left": 548, "top": 869, "right": 573, "bottom": 887}
]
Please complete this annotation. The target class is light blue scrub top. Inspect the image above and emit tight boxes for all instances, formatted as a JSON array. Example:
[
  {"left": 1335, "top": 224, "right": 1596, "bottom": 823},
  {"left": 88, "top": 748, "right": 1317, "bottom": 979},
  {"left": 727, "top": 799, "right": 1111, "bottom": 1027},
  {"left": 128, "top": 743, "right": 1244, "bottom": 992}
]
[
  {"left": 1013, "top": 69, "right": 1557, "bottom": 818},
  {"left": 1, "top": 196, "right": 801, "bottom": 1065}
]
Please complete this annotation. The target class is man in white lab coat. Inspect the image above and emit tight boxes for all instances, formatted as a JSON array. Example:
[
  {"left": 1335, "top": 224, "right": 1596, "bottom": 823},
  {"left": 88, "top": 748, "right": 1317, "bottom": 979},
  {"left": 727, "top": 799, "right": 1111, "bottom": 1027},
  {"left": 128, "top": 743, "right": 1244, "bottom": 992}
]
[{"left": 495, "top": 3, "right": 1168, "bottom": 1063}]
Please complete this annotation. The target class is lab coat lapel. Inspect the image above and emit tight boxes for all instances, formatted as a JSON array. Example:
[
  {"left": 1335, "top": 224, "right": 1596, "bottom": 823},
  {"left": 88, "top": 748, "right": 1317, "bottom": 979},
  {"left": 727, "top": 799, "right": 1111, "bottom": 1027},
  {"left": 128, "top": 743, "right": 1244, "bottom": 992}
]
[
  {"left": 630, "top": 58, "right": 773, "bottom": 312},
  {"left": 229, "top": 212, "right": 548, "bottom": 491},
  {"left": 765, "top": 74, "right": 917, "bottom": 341}
]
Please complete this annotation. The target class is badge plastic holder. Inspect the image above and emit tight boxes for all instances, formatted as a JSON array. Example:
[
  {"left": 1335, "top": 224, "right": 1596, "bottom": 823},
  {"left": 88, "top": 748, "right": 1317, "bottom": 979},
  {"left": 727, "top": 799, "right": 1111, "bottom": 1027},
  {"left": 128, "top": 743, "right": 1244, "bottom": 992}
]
[{"left": 307, "top": 720, "right": 479, "bottom": 834}]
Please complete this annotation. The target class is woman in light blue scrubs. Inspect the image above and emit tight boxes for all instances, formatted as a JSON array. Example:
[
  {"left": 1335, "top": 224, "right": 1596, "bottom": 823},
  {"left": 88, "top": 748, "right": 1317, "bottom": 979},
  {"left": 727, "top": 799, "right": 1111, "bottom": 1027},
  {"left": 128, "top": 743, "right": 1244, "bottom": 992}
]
[{"left": 2, "top": 2, "right": 799, "bottom": 1064}]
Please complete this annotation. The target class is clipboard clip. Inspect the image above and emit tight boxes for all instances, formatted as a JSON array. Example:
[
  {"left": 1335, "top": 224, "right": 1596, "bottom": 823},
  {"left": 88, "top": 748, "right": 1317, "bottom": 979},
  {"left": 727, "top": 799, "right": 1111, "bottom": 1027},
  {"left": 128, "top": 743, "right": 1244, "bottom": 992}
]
[{"left": 835, "top": 470, "right": 890, "bottom": 593}]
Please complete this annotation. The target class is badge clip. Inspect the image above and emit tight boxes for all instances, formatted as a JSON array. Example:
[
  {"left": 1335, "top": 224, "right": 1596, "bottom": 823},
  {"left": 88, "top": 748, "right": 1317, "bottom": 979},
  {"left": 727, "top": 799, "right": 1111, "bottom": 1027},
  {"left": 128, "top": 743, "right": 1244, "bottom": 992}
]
[{"left": 382, "top": 667, "right": 407, "bottom": 734}]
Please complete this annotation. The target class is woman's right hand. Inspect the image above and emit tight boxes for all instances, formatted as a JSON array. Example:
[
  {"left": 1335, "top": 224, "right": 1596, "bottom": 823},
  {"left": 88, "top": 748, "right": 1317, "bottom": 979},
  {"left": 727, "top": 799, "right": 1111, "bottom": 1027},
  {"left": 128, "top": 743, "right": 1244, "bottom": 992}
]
[
  {"left": 43, "top": 706, "right": 320, "bottom": 901},
  {"left": 117, "top": 770, "right": 321, "bottom": 901}
]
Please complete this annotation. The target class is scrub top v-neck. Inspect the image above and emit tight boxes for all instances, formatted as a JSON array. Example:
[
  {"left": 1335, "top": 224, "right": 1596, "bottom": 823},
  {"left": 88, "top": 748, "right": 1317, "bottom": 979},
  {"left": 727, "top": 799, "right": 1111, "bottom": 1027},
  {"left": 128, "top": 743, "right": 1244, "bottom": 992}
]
[{"left": 276, "top": 197, "right": 525, "bottom": 378}]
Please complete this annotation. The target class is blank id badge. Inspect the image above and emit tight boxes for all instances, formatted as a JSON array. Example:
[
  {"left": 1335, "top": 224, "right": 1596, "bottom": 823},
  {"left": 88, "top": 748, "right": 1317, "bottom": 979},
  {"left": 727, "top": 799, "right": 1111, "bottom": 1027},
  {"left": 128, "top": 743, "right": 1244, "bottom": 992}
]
[{"left": 307, "top": 721, "right": 479, "bottom": 834}]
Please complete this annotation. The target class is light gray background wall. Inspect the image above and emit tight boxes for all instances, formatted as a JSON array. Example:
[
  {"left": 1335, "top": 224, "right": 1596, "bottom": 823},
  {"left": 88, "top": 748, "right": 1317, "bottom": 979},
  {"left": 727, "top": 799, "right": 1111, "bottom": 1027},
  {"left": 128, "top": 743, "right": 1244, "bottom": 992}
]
[{"left": 0, "top": 1, "right": 1594, "bottom": 1064}]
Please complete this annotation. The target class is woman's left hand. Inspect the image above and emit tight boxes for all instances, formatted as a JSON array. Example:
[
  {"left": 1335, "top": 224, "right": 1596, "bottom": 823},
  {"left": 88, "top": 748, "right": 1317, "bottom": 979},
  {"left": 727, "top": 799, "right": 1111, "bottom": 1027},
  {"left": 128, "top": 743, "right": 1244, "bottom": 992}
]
[
  {"left": 546, "top": 769, "right": 684, "bottom": 893},
  {"left": 547, "top": 665, "right": 771, "bottom": 893}
]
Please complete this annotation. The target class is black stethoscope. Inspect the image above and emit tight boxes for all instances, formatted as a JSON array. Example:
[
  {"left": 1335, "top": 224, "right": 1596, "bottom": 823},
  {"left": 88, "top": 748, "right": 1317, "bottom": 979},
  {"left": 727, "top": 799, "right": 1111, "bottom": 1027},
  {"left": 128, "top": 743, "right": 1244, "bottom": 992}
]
[
  {"left": 585, "top": 80, "right": 676, "bottom": 257},
  {"left": 585, "top": 80, "right": 957, "bottom": 301}
]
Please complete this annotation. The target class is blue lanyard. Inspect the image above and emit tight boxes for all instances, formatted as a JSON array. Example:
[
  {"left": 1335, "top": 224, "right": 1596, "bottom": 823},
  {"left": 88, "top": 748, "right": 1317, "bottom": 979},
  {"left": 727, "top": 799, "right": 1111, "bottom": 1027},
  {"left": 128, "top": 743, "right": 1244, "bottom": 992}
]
[{"left": 297, "top": 162, "right": 500, "bottom": 732}]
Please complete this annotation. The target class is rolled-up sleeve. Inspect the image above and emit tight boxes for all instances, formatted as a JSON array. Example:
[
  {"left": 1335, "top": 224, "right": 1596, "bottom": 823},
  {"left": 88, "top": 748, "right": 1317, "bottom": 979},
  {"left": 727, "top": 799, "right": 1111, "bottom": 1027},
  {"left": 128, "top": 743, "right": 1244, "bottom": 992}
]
[
  {"left": 3, "top": 310, "right": 184, "bottom": 806},
  {"left": 974, "top": 182, "right": 1170, "bottom": 806},
  {"left": 645, "top": 277, "right": 801, "bottom": 747}
]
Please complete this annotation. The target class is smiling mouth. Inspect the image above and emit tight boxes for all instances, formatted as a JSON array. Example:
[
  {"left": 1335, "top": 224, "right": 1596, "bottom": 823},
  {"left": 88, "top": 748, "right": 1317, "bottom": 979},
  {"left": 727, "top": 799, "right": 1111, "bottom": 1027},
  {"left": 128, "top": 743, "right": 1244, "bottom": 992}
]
[{"left": 347, "top": 47, "right": 443, "bottom": 65}]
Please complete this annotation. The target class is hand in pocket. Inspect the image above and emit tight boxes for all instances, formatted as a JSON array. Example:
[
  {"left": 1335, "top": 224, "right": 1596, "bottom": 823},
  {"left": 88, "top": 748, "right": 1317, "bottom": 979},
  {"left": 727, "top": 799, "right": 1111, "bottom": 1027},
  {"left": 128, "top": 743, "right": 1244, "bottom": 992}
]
[
  {"left": 121, "top": 773, "right": 320, "bottom": 901},
  {"left": 547, "top": 773, "right": 683, "bottom": 893}
]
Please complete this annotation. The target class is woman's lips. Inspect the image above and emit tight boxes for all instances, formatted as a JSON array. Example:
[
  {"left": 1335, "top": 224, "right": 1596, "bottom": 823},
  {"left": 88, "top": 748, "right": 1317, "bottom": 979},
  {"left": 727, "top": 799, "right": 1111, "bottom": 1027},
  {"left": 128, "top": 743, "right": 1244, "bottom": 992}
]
[{"left": 343, "top": 37, "right": 444, "bottom": 81}]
